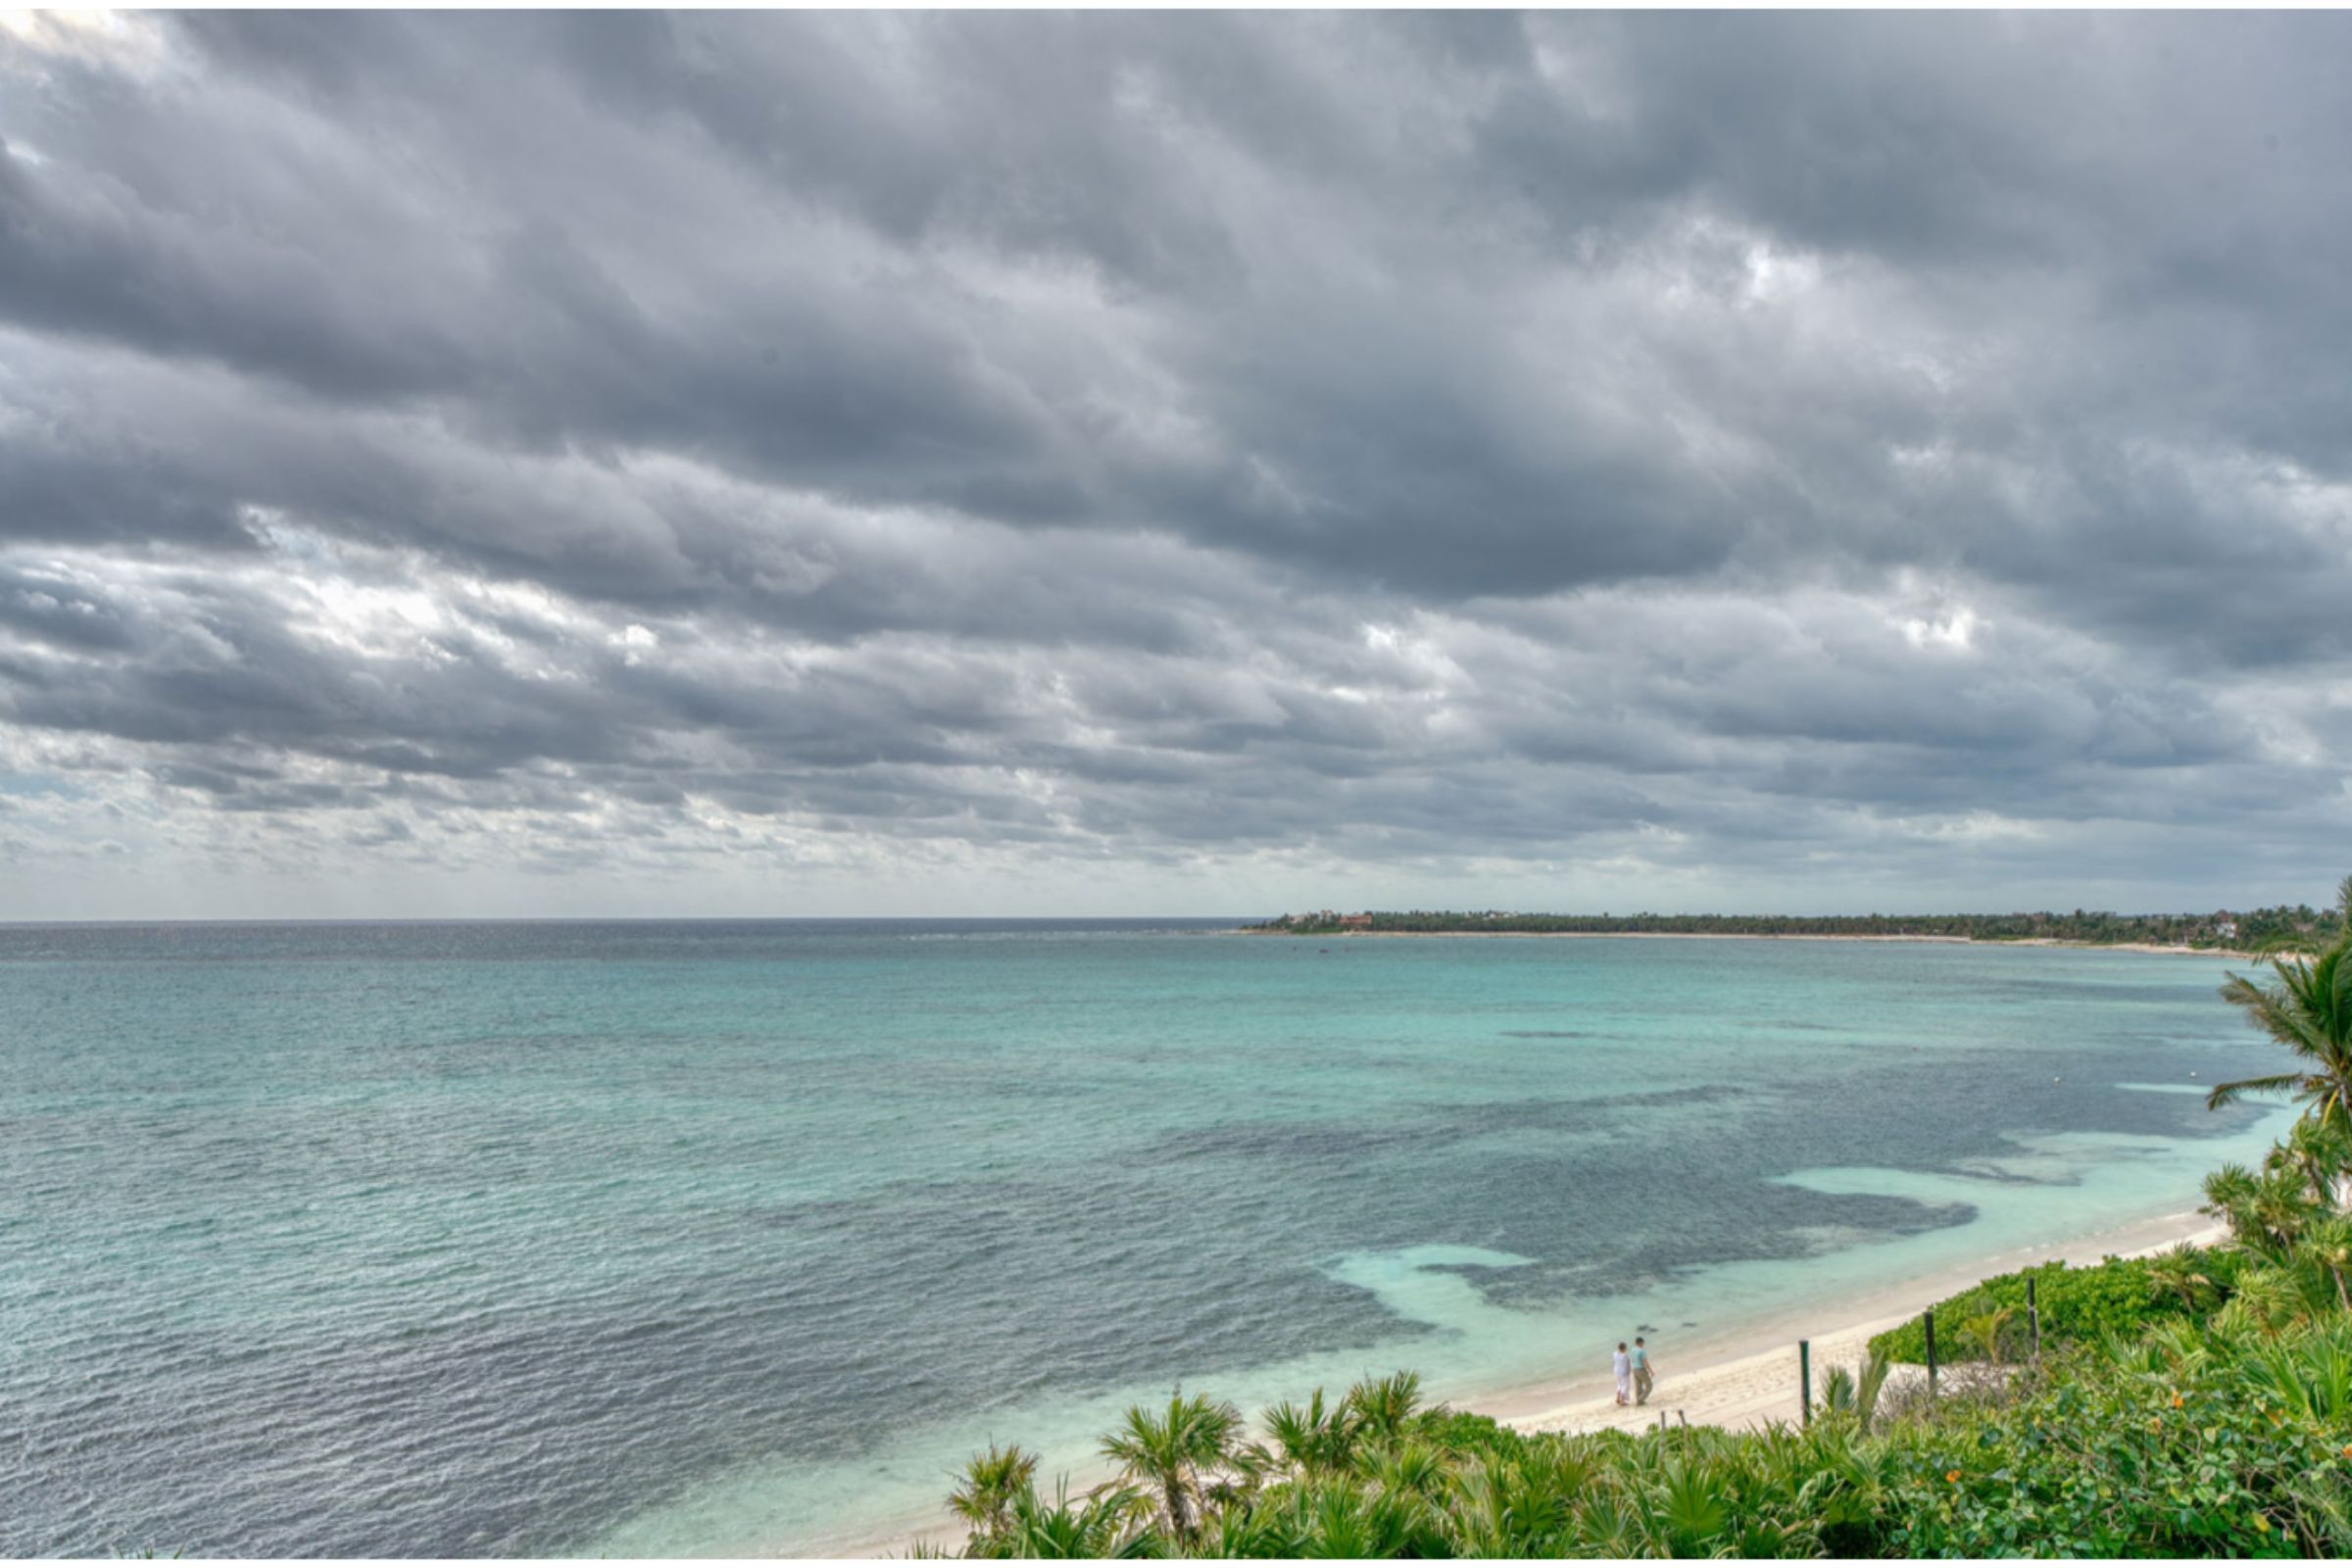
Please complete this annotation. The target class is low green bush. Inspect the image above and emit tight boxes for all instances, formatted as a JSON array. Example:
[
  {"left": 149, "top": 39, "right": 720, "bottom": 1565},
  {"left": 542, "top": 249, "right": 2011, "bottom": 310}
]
[
  {"left": 1409, "top": 1408, "right": 1531, "bottom": 1462},
  {"left": 1868, "top": 1250, "right": 2244, "bottom": 1365},
  {"left": 1876, "top": 1324, "right": 2352, "bottom": 1556}
]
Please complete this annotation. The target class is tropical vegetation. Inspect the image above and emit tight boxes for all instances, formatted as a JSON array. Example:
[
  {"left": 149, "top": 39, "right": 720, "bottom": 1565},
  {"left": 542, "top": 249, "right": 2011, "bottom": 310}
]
[
  {"left": 1866, "top": 1250, "right": 2250, "bottom": 1367},
  {"left": 1248, "top": 897, "right": 2340, "bottom": 950},
  {"left": 933, "top": 878, "right": 2352, "bottom": 1556}
]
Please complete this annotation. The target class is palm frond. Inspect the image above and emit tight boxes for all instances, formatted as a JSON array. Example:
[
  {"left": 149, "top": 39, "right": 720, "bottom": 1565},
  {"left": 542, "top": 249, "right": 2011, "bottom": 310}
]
[{"left": 2206, "top": 1071, "right": 2316, "bottom": 1111}]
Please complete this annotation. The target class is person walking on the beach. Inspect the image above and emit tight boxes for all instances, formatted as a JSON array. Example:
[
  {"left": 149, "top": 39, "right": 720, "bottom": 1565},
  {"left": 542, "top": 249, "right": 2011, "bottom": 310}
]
[
  {"left": 1611, "top": 1342, "right": 1632, "bottom": 1406},
  {"left": 1633, "top": 1337, "right": 1655, "bottom": 1406}
]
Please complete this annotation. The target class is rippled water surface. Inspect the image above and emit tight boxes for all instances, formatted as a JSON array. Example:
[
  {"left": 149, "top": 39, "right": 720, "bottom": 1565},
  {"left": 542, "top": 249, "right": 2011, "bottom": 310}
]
[{"left": 0, "top": 921, "right": 2287, "bottom": 1554}]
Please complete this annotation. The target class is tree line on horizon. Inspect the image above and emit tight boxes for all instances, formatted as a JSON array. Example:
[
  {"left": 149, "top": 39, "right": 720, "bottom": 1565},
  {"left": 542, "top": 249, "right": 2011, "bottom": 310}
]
[{"left": 1247, "top": 902, "right": 2330, "bottom": 948}]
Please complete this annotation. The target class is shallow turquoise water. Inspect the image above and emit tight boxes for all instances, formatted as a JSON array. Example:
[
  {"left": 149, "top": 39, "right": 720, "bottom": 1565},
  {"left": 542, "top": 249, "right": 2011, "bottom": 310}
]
[{"left": 0, "top": 921, "right": 2289, "bottom": 1554}]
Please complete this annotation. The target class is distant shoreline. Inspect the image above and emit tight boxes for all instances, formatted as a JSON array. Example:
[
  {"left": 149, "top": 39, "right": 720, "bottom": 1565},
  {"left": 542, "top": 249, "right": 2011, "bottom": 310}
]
[{"left": 1239, "top": 928, "right": 2273, "bottom": 961}]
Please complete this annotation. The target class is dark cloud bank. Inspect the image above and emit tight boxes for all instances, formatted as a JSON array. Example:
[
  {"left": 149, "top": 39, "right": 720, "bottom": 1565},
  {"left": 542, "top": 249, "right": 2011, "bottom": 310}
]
[{"left": 0, "top": 12, "right": 2346, "bottom": 916}]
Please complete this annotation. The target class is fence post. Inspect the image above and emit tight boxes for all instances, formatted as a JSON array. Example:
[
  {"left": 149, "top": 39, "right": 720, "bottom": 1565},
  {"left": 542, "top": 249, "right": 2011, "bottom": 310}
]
[
  {"left": 1799, "top": 1338, "right": 1812, "bottom": 1426},
  {"left": 2027, "top": 1274, "right": 2041, "bottom": 1361},
  {"left": 1923, "top": 1310, "right": 1938, "bottom": 1398}
]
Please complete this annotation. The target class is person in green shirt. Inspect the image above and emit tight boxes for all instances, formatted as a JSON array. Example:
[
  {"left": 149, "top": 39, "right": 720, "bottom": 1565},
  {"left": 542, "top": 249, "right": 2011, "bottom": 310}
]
[{"left": 1632, "top": 1337, "right": 1655, "bottom": 1406}]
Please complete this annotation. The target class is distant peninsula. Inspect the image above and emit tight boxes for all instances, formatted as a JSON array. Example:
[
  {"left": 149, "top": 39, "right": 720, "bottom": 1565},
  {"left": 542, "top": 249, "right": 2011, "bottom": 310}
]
[{"left": 1244, "top": 902, "right": 2331, "bottom": 951}]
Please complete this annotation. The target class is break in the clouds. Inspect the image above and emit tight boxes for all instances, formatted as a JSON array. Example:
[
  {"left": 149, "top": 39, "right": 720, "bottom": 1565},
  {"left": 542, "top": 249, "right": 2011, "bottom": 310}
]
[{"left": 1, "top": 10, "right": 2348, "bottom": 918}]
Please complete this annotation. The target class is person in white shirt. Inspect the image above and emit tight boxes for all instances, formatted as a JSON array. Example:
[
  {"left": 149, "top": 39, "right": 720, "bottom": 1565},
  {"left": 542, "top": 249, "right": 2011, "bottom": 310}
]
[{"left": 1611, "top": 1342, "right": 1632, "bottom": 1406}]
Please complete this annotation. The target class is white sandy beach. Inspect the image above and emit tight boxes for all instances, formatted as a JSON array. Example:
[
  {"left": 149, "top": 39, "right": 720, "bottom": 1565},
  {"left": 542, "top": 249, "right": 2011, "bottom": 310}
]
[{"left": 1483, "top": 1206, "right": 2222, "bottom": 1438}]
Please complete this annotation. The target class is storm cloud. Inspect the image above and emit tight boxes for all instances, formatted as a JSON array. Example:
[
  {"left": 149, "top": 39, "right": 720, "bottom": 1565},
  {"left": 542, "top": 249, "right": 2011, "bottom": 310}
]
[{"left": 1, "top": 11, "right": 2347, "bottom": 917}]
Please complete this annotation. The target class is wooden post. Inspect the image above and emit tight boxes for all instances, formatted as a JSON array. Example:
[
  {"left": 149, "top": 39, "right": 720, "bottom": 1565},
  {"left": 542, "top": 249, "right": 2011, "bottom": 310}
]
[
  {"left": 1923, "top": 1310, "right": 1938, "bottom": 1398},
  {"left": 2027, "top": 1274, "right": 2042, "bottom": 1361},
  {"left": 1799, "top": 1338, "right": 1812, "bottom": 1426}
]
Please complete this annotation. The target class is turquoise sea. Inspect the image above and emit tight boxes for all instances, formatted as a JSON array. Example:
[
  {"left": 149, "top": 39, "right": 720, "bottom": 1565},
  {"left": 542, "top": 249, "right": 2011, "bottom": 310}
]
[{"left": 0, "top": 921, "right": 2293, "bottom": 1555}]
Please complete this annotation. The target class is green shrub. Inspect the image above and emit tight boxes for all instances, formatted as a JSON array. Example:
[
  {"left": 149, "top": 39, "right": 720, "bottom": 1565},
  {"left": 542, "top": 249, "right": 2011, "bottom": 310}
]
[
  {"left": 1876, "top": 1325, "right": 2352, "bottom": 1556},
  {"left": 1868, "top": 1250, "right": 2243, "bottom": 1365},
  {"left": 1408, "top": 1408, "right": 1532, "bottom": 1463}
]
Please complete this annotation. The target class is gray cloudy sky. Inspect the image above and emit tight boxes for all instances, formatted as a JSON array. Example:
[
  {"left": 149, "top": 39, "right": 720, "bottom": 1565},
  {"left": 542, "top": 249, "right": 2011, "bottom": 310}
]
[{"left": 2, "top": 10, "right": 2348, "bottom": 919}]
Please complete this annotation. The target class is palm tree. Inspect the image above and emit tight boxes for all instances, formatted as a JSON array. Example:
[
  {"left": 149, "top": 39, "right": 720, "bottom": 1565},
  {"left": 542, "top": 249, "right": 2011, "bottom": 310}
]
[
  {"left": 1343, "top": 1370, "right": 1425, "bottom": 1443},
  {"left": 1441, "top": 1451, "right": 1577, "bottom": 1556},
  {"left": 1100, "top": 1391, "right": 1241, "bottom": 1543},
  {"left": 1262, "top": 1389, "right": 1359, "bottom": 1479},
  {"left": 2230, "top": 1317, "right": 2352, "bottom": 1426},
  {"left": 2217, "top": 1259, "right": 2339, "bottom": 1337},
  {"left": 2206, "top": 1162, "right": 2266, "bottom": 1250},
  {"left": 2276, "top": 1116, "right": 2352, "bottom": 1208},
  {"left": 2303, "top": 1215, "right": 2352, "bottom": 1314},
  {"left": 1650, "top": 1458, "right": 1735, "bottom": 1557},
  {"left": 994, "top": 1480, "right": 1154, "bottom": 1559},
  {"left": 1820, "top": 1362, "right": 1855, "bottom": 1412},
  {"left": 1195, "top": 1494, "right": 1302, "bottom": 1558},
  {"left": 2243, "top": 875, "right": 2352, "bottom": 959},
  {"left": 1363, "top": 1439, "right": 1451, "bottom": 1499},
  {"left": 1200, "top": 1440, "right": 1272, "bottom": 1520},
  {"left": 1819, "top": 1351, "right": 1891, "bottom": 1433},
  {"left": 2254, "top": 1164, "right": 2323, "bottom": 1253},
  {"left": 948, "top": 1444, "right": 1039, "bottom": 1544},
  {"left": 1961, "top": 1303, "right": 2020, "bottom": 1367},
  {"left": 1285, "top": 1479, "right": 1434, "bottom": 1558},
  {"left": 2145, "top": 1244, "right": 2217, "bottom": 1312},
  {"left": 2209, "top": 879, "right": 2352, "bottom": 1129},
  {"left": 2206, "top": 1161, "right": 2319, "bottom": 1261}
]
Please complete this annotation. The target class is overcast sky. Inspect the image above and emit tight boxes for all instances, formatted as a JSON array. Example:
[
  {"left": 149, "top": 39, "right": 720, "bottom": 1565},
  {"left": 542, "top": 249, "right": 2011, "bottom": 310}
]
[{"left": 2, "top": 11, "right": 2348, "bottom": 920}]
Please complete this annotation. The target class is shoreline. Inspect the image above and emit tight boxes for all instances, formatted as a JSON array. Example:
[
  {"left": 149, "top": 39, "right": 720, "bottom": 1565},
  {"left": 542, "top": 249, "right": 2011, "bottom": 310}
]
[
  {"left": 1240, "top": 929, "right": 2274, "bottom": 961},
  {"left": 1480, "top": 1205, "right": 2221, "bottom": 1437},
  {"left": 830, "top": 1203, "right": 2227, "bottom": 1559}
]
